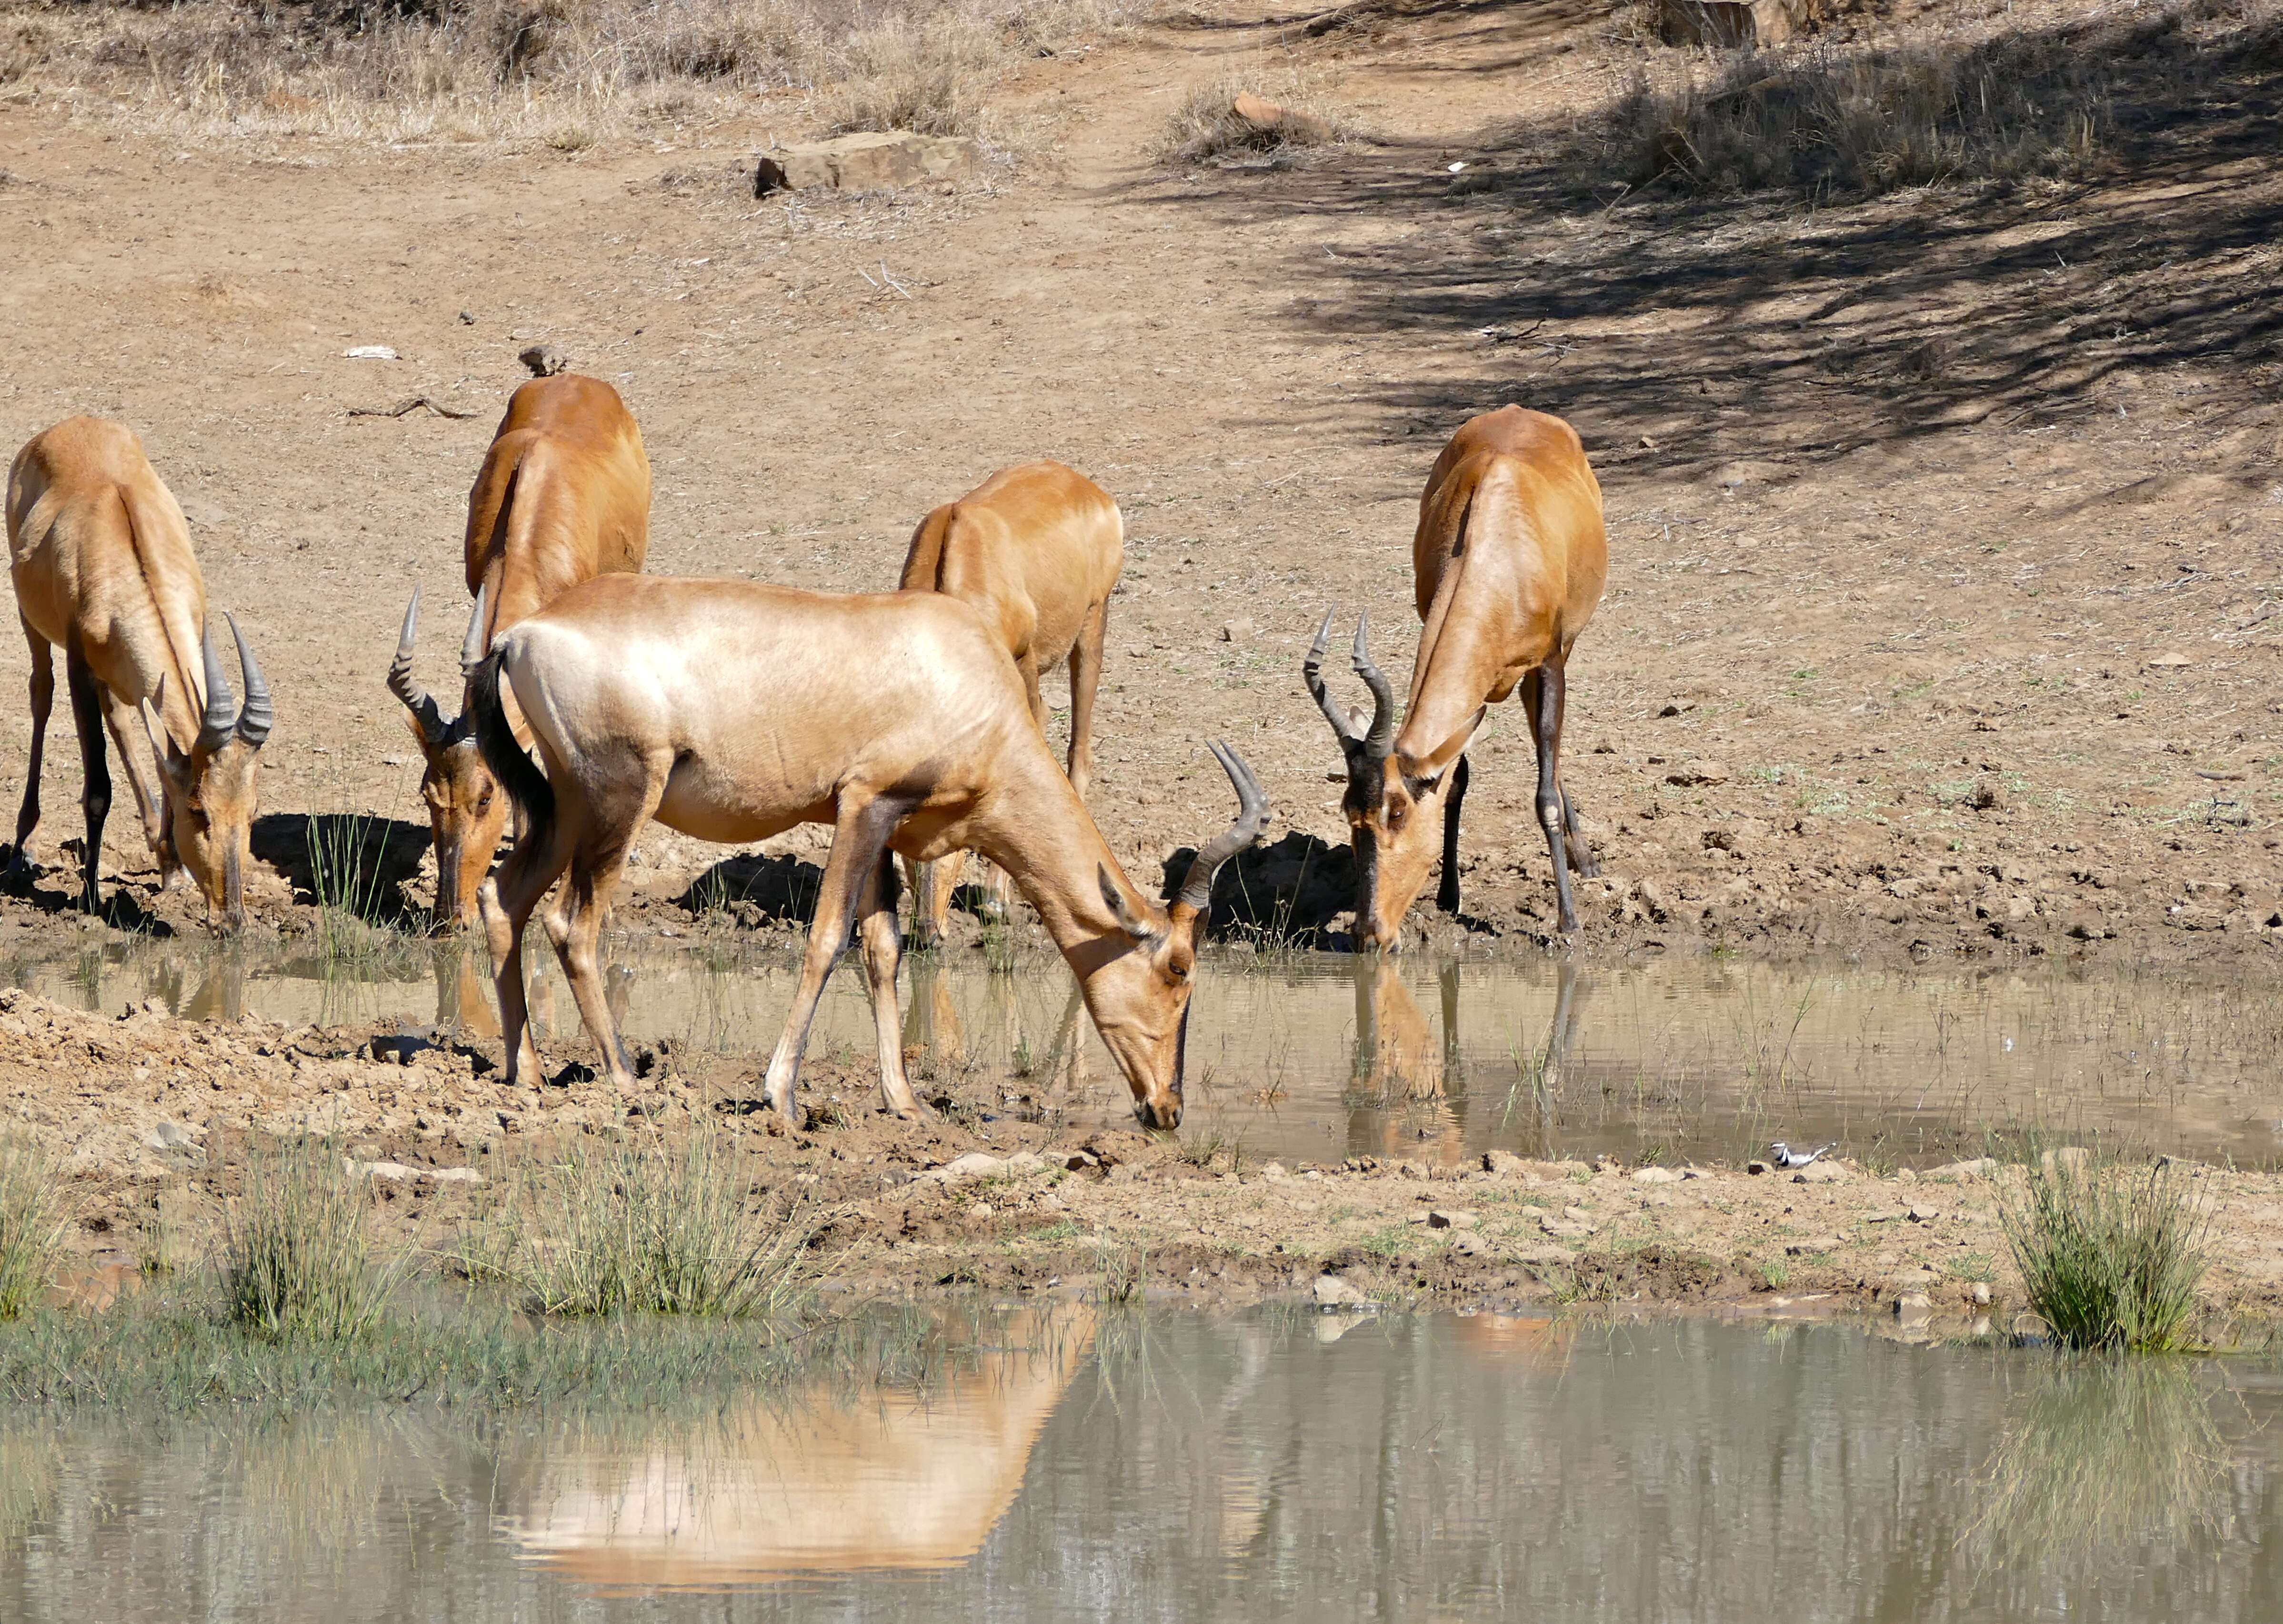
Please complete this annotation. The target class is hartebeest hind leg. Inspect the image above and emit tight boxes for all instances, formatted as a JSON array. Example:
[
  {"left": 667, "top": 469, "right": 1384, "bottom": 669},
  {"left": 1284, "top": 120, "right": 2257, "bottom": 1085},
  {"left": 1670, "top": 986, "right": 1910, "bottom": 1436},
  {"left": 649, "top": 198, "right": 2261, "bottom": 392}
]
[
  {"left": 761, "top": 794, "right": 910, "bottom": 1122},
  {"left": 1528, "top": 661, "right": 1581, "bottom": 934},
  {"left": 63, "top": 639, "right": 111, "bottom": 914},
  {"left": 9, "top": 623, "right": 53, "bottom": 888},
  {"left": 1436, "top": 754, "right": 1471, "bottom": 915},
  {"left": 856, "top": 853, "right": 924, "bottom": 1119},
  {"left": 480, "top": 812, "right": 579, "bottom": 1086}
]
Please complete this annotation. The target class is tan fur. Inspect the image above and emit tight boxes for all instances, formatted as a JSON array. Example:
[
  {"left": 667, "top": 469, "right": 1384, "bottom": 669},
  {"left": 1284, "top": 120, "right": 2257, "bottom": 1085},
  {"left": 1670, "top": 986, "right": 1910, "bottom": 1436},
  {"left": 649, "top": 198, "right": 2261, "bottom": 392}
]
[
  {"left": 6, "top": 417, "right": 269, "bottom": 924},
  {"left": 397, "top": 374, "right": 651, "bottom": 927},
  {"left": 474, "top": 575, "right": 1260, "bottom": 1129},
  {"left": 896, "top": 459, "right": 1122, "bottom": 943}
]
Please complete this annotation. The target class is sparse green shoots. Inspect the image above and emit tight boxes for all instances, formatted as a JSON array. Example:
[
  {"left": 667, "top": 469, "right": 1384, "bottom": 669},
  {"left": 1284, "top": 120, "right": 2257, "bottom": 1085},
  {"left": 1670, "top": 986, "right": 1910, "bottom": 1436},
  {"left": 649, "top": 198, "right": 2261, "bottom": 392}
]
[{"left": 0, "top": 1139, "right": 68, "bottom": 1320}]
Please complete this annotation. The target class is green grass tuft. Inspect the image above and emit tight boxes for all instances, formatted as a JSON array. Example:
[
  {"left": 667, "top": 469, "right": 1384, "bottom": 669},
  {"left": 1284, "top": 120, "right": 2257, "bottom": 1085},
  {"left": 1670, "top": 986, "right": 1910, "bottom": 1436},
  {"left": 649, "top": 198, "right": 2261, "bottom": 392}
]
[
  {"left": 2000, "top": 1157, "right": 2210, "bottom": 1352},
  {"left": 0, "top": 1139, "right": 68, "bottom": 1320},
  {"left": 222, "top": 1139, "right": 402, "bottom": 1341}
]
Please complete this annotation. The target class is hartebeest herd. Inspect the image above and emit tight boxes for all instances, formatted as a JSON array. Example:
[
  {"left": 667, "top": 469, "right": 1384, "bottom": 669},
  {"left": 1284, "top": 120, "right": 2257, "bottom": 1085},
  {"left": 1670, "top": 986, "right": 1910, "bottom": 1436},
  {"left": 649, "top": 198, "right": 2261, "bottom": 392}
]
[{"left": 1, "top": 383, "right": 1605, "bottom": 1127}]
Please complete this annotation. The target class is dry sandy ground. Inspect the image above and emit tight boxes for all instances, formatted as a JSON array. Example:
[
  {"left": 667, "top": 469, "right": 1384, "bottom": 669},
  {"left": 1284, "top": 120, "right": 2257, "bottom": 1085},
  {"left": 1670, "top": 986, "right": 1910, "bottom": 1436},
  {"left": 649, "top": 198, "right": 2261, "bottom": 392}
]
[
  {"left": 0, "top": 0, "right": 2273, "bottom": 974},
  {"left": 11, "top": 992, "right": 2283, "bottom": 1328}
]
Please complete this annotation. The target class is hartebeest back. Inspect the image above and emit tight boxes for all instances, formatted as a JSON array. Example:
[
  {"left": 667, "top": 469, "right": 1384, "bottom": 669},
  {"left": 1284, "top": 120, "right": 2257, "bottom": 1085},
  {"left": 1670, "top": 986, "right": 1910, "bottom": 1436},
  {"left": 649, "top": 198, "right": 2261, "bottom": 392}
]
[
  {"left": 6, "top": 417, "right": 272, "bottom": 924},
  {"left": 1310, "top": 405, "right": 1606, "bottom": 943},
  {"left": 897, "top": 459, "right": 1122, "bottom": 943},
  {"left": 463, "top": 575, "right": 1265, "bottom": 1128},
  {"left": 387, "top": 374, "right": 650, "bottom": 927}
]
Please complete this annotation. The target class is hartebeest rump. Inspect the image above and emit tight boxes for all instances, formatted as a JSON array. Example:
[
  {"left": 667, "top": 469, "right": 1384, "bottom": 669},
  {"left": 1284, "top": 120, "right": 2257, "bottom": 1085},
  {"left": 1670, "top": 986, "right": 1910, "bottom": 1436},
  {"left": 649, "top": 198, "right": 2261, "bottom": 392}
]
[
  {"left": 897, "top": 459, "right": 1121, "bottom": 942},
  {"left": 6, "top": 417, "right": 272, "bottom": 924},
  {"left": 464, "top": 575, "right": 1265, "bottom": 1128},
  {"left": 387, "top": 374, "right": 650, "bottom": 927},
  {"left": 1310, "top": 405, "right": 1606, "bottom": 944}
]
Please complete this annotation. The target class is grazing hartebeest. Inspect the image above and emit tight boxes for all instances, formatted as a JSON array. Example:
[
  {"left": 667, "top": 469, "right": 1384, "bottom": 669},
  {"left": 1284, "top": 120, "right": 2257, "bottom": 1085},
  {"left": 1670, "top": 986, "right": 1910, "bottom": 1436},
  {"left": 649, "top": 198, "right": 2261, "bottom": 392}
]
[
  {"left": 6, "top": 417, "right": 272, "bottom": 925},
  {"left": 463, "top": 575, "right": 1265, "bottom": 1128},
  {"left": 898, "top": 460, "right": 1122, "bottom": 943},
  {"left": 386, "top": 374, "right": 650, "bottom": 927},
  {"left": 1310, "top": 405, "right": 1606, "bottom": 945}
]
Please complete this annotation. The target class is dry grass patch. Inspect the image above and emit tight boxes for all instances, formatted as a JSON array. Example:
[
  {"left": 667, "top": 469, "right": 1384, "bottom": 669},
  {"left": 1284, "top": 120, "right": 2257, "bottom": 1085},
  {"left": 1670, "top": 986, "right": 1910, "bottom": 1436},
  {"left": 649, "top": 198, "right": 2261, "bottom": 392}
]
[{"left": 1155, "top": 70, "right": 1359, "bottom": 166}]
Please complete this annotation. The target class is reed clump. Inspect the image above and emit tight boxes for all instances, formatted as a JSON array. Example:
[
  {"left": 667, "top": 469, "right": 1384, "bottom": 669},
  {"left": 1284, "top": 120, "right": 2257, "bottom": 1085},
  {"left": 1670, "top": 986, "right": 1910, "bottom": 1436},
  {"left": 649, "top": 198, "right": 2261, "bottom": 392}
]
[
  {"left": 0, "top": 1138, "right": 68, "bottom": 1320},
  {"left": 222, "top": 1139, "right": 402, "bottom": 1340},
  {"left": 2000, "top": 1156, "right": 2210, "bottom": 1353},
  {"left": 483, "top": 1125, "right": 821, "bottom": 1319}
]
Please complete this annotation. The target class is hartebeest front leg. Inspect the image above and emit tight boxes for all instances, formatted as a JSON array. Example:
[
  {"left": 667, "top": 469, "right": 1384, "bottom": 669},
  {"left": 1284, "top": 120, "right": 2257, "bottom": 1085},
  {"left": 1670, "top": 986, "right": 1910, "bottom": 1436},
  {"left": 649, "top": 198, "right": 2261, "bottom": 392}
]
[
  {"left": 856, "top": 851, "right": 924, "bottom": 1119},
  {"left": 761, "top": 793, "right": 909, "bottom": 1121},
  {"left": 9, "top": 623, "right": 53, "bottom": 888},
  {"left": 100, "top": 688, "right": 175, "bottom": 885},
  {"left": 1530, "top": 661, "right": 1580, "bottom": 934},
  {"left": 1436, "top": 753, "right": 1471, "bottom": 915},
  {"left": 64, "top": 639, "right": 111, "bottom": 914}
]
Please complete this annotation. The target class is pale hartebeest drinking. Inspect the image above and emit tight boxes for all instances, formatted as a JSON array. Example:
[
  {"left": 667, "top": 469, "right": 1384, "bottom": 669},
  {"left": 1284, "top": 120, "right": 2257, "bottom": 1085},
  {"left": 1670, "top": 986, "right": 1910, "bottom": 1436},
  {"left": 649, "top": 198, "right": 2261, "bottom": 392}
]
[
  {"left": 463, "top": 575, "right": 1265, "bottom": 1128},
  {"left": 1309, "top": 405, "right": 1606, "bottom": 945},
  {"left": 386, "top": 374, "right": 650, "bottom": 927},
  {"left": 6, "top": 417, "right": 272, "bottom": 925},
  {"left": 897, "top": 459, "right": 1122, "bottom": 944}
]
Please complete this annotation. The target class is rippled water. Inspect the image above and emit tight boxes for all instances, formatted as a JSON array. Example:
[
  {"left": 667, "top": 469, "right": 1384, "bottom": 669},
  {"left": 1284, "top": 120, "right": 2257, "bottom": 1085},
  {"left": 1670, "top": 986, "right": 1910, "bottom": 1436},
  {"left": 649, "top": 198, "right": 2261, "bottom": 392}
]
[
  {"left": 8, "top": 935, "right": 2282, "bottom": 1167},
  {"left": 4, "top": 1310, "right": 2280, "bottom": 1621}
]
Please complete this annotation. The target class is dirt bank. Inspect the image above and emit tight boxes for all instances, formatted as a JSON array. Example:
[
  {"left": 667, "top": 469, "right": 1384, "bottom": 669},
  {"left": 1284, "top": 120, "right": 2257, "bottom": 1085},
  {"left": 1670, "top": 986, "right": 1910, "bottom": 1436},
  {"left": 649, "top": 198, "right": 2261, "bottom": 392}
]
[{"left": 7, "top": 992, "right": 2280, "bottom": 1327}]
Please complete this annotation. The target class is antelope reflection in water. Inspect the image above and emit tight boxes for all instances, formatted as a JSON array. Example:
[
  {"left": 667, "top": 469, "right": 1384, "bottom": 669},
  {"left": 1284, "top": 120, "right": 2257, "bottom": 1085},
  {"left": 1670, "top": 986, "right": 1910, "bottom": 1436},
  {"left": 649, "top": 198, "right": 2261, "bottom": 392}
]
[
  {"left": 901, "top": 955, "right": 1089, "bottom": 1096},
  {"left": 1346, "top": 958, "right": 1587, "bottom": 1162},
  {"left": 505, "top": 1308, "right": 1096, "bottom": 1590}
]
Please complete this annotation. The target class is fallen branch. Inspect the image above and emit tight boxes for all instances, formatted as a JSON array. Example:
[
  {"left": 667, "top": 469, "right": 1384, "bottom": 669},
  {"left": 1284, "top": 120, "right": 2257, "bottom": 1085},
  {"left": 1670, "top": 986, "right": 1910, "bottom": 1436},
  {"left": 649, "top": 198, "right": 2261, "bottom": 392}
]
[{"left": 348, "top": 395, "right": 481, "bottom": 420}]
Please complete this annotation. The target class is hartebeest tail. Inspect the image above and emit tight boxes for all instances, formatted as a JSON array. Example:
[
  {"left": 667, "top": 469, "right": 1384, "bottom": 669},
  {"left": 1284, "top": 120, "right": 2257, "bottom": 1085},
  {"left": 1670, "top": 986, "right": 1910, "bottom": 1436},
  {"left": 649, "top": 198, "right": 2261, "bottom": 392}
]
[
  {"left": 386, "top": 374, "right": 650, "bottom": 929},
  {"left": 465, "top": 593, "right": 554, "bottom": 855},
  {"left": 467, "top": 575, "right": 1266, "bottom": 1129},
  {"left": 897, "top": 459, "right": 1122, "bottom": 945},
  {"left": 1309, "top": 405, "right": 1606, "bottom": 943},
  {"left": 6, "top": 417, "right": 273, "bottom": 926}
]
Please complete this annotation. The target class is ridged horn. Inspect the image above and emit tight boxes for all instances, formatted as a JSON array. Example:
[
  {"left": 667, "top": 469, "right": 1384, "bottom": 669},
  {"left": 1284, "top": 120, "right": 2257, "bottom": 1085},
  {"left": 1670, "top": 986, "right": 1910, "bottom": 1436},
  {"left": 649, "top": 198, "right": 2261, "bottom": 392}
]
[
  {"left": 196, "top": 623, "right": 236, "bottom": 755},
  {"left": 1352, "top": 612, "right": 1397, "bottom": 760},
  {"left": 1304, "top": 608, "right": 1360, "bottom": 747},
  {"left": 228, "top": 613, "right": 271, "bottom": 748},
  {"left": 388, "top": 588, "right": 449, "bottom": 747},
  {"left": 1177, "top": 740, "right": 1271, "bottom": 913},
  {"left": 461, "top": 582, "right": 490, "bottom": 679}
]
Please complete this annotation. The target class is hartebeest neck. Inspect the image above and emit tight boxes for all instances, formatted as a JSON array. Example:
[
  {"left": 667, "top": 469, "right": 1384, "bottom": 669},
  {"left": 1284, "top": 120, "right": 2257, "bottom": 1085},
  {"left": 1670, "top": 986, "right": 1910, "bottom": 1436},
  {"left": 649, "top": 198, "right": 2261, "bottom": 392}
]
[{"left": 968, "top": 743, "right": 1151, "bottom": 976}]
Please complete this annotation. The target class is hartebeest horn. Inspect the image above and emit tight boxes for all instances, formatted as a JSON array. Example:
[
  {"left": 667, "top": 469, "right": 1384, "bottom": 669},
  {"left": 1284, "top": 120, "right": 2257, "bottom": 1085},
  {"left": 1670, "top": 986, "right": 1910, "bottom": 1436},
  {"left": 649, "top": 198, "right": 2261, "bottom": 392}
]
[
  {"left": 196, "top": 623, "right": 236, "bottom": 755},
  {"left": 1352, "top": 613, "right": 1397, "bottom": 760},
  {"left": 1177, "top": 740, "right": 1270, "bottom": 913},
  {"left": 461, "top": 582, "right": 490, "bottom": 679},
  {"left": 1304, "top": 608, "right": 1362, "bottom": 748},
  {"left": 228, "top": 613, "right": 272, "bottom": 748},
  {"left": 388, "top": 588, "right": 450, "bottom": 747}
]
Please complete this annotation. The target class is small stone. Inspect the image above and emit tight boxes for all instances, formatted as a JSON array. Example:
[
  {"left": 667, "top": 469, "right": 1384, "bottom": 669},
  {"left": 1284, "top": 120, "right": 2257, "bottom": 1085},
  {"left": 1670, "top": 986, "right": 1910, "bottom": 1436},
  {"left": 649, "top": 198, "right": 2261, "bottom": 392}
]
[
  {"left": 2144, "top": 652, "right": 2194, "bottom": 669},
  {"left": 1664, "top": 760, "right": 1731, "bottom": 787},
  {"left": 1792, "top": 1162, "right": 1848, "bottom": 1184},
  {"left": 1003, "top": 1151, "right": 1047, "bottom": 1175},
  {"left": 357, "top": 1161, "right": 419, "bottom": 1182},
  {"left": 1893, "top": 1291, "right": 1934, "bottom": 1326},
  {"left": 1971, "top": 1281, "right": 1992, "bottom": 1305},
  {"left": 968, "top": 1202, "right": 994, "bottom": 1219},
  {"left": 1426, "top": 1209, "right": 1477, "bottom": 1229},
  {"left": 426, "top": 1167, "right": 483, "bottom": 1185},
  {"left": 932, "top": 1152, "right": 1007, "bottom": 1181},
  {"left": 1906, "top": 1205, "right": 1941, "bottom": 1222},
  {"left": 342, "top": 344, "right": 398, "bottom": 361},
  {"left": 1926, "top": 1157, "right": 1997, "bottom": 1180},
  {"left": 519, "top": 343, "right": 568, "bottom": 378},
  {"left": 1450, "top": 1231, "right": 1493, "bottom": 1258},
  {"left": 142, "top": 1120, "right": 197, "bottom": 1151},
  {"left": 1483, "top": 1150, "right": 1529, "bottom": 1177},
  {"left": 1746, "top": 1160, "right": 1770, "bottom": 1176},
  {"left": 1220, "top": 618, "right": 1255, "bottom": 642},
  {"left": 754, "top": 130, "right": 982, "bottom": 196},
  {"left": 1631, "top": 1166, "right": 1685, "bottom": 1184},
  {"left": 1312, "top": 1273, "right": 1373, "bottom": 1307}
]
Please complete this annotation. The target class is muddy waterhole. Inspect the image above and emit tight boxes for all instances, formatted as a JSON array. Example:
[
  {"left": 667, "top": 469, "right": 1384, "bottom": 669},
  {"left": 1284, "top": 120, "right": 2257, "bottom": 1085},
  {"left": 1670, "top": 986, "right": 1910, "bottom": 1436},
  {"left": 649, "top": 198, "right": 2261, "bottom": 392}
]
[
  {"left": 3, "top": 1307, "right": 2280, "bottom": 1619},
  {"left": 10, "top": 936, "right": 2281, "bottom": 1168}
]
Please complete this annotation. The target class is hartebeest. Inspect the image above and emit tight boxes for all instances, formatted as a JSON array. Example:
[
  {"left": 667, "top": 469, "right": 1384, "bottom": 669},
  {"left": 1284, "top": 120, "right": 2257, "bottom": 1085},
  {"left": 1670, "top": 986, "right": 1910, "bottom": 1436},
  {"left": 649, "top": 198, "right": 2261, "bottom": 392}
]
[
  {"left": 386, "top": 375, "right": 650, "bottom": 927},
  {"left": 1309, "top": 405, "right": 1606, "bottom": 944},
  {"left": 463, "top": 575, "right": 1265, "bottom": 1128},
  {"left": 6, "top": 417, "right": 272, "bottom": 925},
  {"left": 897, "top": 459, "right": 1122, "bottom": 943}
]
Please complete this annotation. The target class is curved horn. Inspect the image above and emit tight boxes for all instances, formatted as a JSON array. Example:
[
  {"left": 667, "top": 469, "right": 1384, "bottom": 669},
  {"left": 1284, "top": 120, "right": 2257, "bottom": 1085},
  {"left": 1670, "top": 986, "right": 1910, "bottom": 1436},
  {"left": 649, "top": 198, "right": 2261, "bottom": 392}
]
[
  {"left": 461, "top": 582, "right": 490, "bottom": 679},
  {"left": 196, "top": 623, "right": 236, "bottom": 755},
  {"left": 1177, "top": 740, "right": 1271, "bottom": 913},
  {"left": 1352, "top": 612, "right": 1397, "bottom": 760},
  {"left": 227, "top": 613, "right": 272, "bottom": 748},
  {"left": 387, "top": 588, "right": 449, "bottom": 747},
  {"left": 1304, "top": 608, "right": 1360, "bottom": 747}
]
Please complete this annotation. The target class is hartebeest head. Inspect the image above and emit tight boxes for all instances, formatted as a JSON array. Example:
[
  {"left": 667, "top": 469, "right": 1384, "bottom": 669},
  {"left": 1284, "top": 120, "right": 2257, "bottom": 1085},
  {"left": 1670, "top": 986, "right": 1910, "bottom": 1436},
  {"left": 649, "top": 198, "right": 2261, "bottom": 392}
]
[
  {"left": 138, "top": 616, "right": 272, "bottom": 929},
  {"left": 1308, "top": 611, "right": 1477, "bottom": 953},
  {"left": 1088, "top": 741, "right": 1269, "bottom": 1129},
  {"left": 387, "top": 587, "right": 507, "bottom": 929}
]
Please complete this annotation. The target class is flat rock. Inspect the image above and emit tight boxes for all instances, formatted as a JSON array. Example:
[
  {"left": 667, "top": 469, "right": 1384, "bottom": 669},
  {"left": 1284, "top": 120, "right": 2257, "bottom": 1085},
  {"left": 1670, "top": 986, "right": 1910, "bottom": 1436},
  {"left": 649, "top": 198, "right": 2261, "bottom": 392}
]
[
  {"left": 755, "top": 132, "right": 981, "bottom": 195},
  {"left": 1792, "top": 1162, "right": 1848, "bottom": 1183},
  {"left": 142, "top": 1120, "right": 198, "bottom": 1151},
  {"left": 1631, "top": 1166, "right": 1685, "bottom": 1184},
  {"left": 1312, "top": 1273, "right": 1374, "bottom": 1308},
  {"left": 1664, "top": 759, "right": 1732, "bottom": 787},
  {"left": 1892, "top": 1291, "right": 1934, "bottom": 1326},
  {"left": 1449, "top": 1230, "right": 1493, "bottom": 1258},
  {"left": 1926, "top": 1157, "right": 1997, "bottom": 1180},
  {"left": 929, "top": 1151, "right": 1007, "bottom": 1182},
  {"left": 1426, "top": 1209, "right": 1477, "bottom": 1229}
]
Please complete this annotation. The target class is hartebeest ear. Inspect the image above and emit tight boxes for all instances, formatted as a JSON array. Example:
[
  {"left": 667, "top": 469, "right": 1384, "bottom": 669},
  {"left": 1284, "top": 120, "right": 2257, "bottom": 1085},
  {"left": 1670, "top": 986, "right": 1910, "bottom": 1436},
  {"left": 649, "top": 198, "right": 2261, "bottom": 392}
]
[
  {"left": 1406, "top": 707, "right": 1486, "bottom": 791},
  {"left": 1098, "top": 865, "right": 1159, "bottom": 941},
  {"left": 137, "top": 693, "right": 190, "bottom": 794}
]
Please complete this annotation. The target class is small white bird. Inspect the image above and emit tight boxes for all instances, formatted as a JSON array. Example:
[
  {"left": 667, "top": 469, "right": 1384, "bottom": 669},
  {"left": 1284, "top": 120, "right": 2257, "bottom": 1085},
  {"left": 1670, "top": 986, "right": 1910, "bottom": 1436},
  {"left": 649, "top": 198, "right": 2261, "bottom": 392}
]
[{"left": 1769, "top": 1141, "right": 1834, "bottom": 1170}]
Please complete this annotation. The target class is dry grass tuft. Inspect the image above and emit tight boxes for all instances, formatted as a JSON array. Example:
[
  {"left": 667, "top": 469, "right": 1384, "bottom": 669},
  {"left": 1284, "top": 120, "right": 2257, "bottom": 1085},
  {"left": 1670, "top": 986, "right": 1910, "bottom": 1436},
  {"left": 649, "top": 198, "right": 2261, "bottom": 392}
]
[
  {"left": 0, "top": 1138, "right": 67, "bottom": 1321},
  {"left": 1155, "top": 70, "right": 1358, "bottom": 166},
  {"left": 0, "top": 0, "right": 1141, "bottom": 145}
]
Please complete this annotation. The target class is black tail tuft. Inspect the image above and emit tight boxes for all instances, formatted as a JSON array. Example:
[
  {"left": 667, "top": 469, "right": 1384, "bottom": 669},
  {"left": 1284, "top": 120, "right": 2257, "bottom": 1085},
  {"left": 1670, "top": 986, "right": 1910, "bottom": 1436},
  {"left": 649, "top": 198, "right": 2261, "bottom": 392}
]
[{"left": 468, "top": 649, "right": 554, "bottom": 854}]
